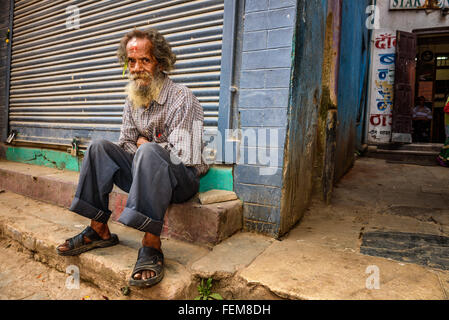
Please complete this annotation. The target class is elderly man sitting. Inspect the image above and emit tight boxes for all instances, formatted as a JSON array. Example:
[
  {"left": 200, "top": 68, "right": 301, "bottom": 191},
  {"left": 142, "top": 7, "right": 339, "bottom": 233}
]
[{"left": 56, "top": 28, "right": 208, "bottom": 288}]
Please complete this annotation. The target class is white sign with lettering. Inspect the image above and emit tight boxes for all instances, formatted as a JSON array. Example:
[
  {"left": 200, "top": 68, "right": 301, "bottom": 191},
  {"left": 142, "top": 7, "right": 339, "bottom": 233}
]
[
  {"left": 367, "top": 29, "right": 396, "bottom": 144},
  {"left": 390, "top": 0, "right": 449, "bottom": 10}
]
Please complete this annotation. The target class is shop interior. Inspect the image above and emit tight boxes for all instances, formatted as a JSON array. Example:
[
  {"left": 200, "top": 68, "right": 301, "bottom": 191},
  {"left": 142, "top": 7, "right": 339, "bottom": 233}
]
[{"left": 414, "top": 32, "right": 449, "bottom": 143}]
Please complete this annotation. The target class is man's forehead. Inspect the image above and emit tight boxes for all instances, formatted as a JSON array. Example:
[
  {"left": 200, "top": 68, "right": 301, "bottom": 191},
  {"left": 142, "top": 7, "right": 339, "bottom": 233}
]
[{"left": 126, "top": 37, "right": 152, "bottom": 54}]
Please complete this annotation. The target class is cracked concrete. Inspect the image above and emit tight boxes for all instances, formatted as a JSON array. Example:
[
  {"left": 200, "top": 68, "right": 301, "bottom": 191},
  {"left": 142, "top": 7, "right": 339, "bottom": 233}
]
[{"left": 234, "top": 157, "right": 449, "bottom": 299}]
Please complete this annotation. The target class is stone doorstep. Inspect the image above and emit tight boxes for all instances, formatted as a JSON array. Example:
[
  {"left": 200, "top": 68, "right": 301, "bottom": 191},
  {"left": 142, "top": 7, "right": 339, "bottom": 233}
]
[
  {"left": 0, "top": 160, "right": 243, "bottom": 246},
  {"left": 365, "top": 147, "right": 439, "bottom": 165}
]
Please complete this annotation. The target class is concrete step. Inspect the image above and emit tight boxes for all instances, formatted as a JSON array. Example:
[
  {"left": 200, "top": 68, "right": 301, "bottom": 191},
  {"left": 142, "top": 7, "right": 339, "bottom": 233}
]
[
  {"left": 366, "top": 144, "right": 441, "bottom": 166},
  {"left": 0, "top": 190, "right": 279, "bottom": 300},
  {"left": 0, "top": 190, "right": 209, "bottom": 299},
  {"left": 376, "top": 143, "right": 443, "bottom": 153},
  {"left": 0, "top": 160, "right": 242, "bottom": 246}
]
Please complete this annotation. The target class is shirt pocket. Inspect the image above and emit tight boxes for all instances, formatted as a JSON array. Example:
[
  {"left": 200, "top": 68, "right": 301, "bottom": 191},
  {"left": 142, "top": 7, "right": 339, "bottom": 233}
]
[{"left": 152, "top": 126, "right": 168, "bottom": 143}]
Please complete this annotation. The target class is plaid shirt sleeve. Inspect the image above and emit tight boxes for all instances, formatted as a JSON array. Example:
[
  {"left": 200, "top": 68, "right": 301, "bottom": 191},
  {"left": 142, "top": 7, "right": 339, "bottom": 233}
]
[
  {"left": 164, "top": 87, "right": 205, "bottom": 167},
  {"left": 118, "top": 99, "right": 139, "bottom": 154}
]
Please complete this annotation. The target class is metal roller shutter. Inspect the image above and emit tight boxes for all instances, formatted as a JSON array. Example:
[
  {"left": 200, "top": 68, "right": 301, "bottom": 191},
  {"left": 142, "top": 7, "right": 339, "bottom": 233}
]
[{"left": 9, "top": 0, "right": 224, "bottom": 149}]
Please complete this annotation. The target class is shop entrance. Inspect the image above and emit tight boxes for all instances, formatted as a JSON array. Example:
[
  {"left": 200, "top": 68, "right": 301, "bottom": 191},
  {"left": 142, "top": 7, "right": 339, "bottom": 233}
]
[
  {"left": 414, "top": 31, "right": 449, "bottom": 143},
  {"left": 390, "top": 28, "right": 449, "bottom": 144}
]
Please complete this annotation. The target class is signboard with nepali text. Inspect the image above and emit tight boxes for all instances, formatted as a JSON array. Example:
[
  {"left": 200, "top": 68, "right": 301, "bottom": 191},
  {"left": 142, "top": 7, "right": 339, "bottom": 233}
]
[
  {"left": 367, "top": 30, "right": 397, "bottom": 144},
  {"left": 390, "top": 0, "right": 449, "bottom": 10}
]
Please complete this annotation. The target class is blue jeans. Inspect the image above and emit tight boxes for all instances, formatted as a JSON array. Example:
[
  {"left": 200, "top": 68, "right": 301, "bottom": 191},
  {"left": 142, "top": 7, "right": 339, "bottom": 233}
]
[{"left": 69, "top": 139, "right": 199, "bottom": 236}]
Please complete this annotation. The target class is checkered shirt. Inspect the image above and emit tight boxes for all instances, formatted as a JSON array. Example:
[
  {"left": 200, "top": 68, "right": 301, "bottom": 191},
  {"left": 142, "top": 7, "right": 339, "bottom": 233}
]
[{"left": 118, "top": 76, "right": 209, "bottom": 176}]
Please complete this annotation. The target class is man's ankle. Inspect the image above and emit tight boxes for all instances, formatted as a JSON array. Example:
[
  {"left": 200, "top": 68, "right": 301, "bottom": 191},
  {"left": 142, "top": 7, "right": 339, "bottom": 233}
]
[
  {"left": 90, "top": 220, "right": 110, "bottom": 239},
  {"left": 142, "top": 232, "right": 162, "bottom": 251}
]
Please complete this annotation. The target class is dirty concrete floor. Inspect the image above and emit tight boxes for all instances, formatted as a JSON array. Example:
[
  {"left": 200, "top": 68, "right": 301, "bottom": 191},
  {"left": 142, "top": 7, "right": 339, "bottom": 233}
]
[
  {"left": 0, "top": 237, "right": 116, "bottom": 300},
  {"left": 253, "top": 156, "right": 449, "bottom": 299},
  {"left": 289, "top": 156, "right": 449, "bottom": 250},
  {"left": 183, "top": 157, "right": 449, "bottom": 299}
]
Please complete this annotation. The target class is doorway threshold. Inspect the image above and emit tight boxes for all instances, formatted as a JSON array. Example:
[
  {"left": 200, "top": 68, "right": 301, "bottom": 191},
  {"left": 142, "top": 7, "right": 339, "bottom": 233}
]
[{"left": 365, "top": 143, "right": 442, "bottom": 166}]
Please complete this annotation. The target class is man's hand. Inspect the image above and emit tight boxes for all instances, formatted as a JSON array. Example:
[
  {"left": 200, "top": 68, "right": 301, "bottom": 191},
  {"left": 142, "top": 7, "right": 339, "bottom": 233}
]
[{"left": 137, "top": 136, "right": 150, "bottom": 148}]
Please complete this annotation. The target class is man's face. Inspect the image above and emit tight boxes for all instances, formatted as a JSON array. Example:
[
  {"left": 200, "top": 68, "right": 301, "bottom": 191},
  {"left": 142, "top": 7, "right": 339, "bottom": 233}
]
[{"left": 126, "top": 37, "right": 159, "bottom": 87}]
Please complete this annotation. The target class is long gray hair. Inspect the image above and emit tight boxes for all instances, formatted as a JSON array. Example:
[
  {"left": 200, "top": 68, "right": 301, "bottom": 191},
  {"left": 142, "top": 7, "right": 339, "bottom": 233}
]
[{"left": 117, "top": 28, "right": 176, "bottom": 72}]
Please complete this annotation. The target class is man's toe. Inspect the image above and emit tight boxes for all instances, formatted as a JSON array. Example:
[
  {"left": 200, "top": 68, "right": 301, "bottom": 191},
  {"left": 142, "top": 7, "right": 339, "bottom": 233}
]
[
  {"left": 133, "top": 270, "right": 157, "bottom": 281},
  {"left": 133, "top": 272, "right": 142, "bottom": 280},
  {"left": 57, "top": 241, "right": 69, "bottom": 252},
  {"left": 143, "top": 270, "right": 152, "bottom": 280}
]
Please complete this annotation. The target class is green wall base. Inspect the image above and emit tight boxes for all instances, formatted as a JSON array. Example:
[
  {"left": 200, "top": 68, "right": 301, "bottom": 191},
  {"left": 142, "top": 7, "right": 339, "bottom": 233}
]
[
  {"left": 5, "top": 146, "right": 81, "bottom": 171},
  {"left": 198, "top": 166, "right": 233, "bottom": 193},
  {"left": 4, "top": 146, "right": 233, "bottom": 193}
]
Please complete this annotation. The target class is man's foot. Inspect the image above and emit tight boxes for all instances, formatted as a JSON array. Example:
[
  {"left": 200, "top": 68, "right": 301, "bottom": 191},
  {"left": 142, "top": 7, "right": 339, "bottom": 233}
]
[
  {"left": 129, "top": 245, "right": 164, "bottom": 288},
  {"left": 56, "top": 220, "right": 113, "bottom": 254},
  {"left": 132, "top": 232, "right": 162, "bottom": 281}
]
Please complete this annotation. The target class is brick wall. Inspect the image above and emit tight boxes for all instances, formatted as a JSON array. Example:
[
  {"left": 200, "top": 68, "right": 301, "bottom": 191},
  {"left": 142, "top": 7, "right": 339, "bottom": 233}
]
[
  {"left": 234, "top": 0, "right": 296, "bottom": 236},
  {"left": 0, "top": 0, "right": 11, "bottom": 142}
]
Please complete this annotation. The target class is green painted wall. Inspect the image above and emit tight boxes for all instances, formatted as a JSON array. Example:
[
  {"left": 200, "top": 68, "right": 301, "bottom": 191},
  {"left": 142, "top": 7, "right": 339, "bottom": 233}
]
[
  {"left": 198, "top": 166, "right": 233, "bottom": 193},
  {"left": 4, "top": 146, "right": 233, "bottom": 193},
  {"left": 5, "top": 146, "right": 82, "bottom": 171}
]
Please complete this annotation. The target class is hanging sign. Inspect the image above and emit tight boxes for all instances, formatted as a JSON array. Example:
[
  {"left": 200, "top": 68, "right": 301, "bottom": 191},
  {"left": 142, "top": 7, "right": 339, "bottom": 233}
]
[{"left": 390, "top": 0, "right": 449, "bottom": 10}]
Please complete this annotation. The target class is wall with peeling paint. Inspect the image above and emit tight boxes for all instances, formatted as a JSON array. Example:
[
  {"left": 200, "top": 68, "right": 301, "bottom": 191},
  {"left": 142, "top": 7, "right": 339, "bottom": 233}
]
[
  {"left": 279, "top": 0, "right": 328, "bottom": 236},
  {"left": 334, "top": 0, "right": 372, "bottom": 182},
  {"left": 234, "top": 0, "right": 337, "bottom": 238},
  {"left": 313, "top": 0, "right": 341, "bottom": 204},
  {"left": 234, "top": 0, "right": 298, "bottom": 237}
]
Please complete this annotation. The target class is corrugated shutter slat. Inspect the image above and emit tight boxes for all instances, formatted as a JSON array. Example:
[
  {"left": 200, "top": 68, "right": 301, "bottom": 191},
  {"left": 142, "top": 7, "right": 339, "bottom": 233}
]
[{"left": 9, "top": 0, "right": 223, "bottom": 147}]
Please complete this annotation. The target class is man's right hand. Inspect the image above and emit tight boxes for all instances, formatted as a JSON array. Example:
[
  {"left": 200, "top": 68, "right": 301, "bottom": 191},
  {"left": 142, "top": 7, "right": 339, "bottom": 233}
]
[{"left": 137, "top": 136, "right": 150, "bottom": 148}]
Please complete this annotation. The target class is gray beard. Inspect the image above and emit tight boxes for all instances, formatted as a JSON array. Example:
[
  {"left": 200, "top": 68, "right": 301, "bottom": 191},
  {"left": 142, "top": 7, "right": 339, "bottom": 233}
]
[{"left": 125, "top": 72, "right": 165, "bottom": 109}]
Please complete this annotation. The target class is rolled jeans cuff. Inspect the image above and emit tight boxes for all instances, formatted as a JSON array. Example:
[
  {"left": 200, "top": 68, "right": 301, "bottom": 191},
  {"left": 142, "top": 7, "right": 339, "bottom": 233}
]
[
  {"left": 69, "top": 197, "right": 111, "bottom": 224},
  {"left": 117, "top": 207, "right": 164, "bottom": 236}
]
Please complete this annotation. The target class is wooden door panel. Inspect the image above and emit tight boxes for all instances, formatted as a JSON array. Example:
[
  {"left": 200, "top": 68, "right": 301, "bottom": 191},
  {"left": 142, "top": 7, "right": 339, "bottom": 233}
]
[
  {"left": 391, "top": 30, "right": 417, "bottom": 143},
  {"left": 394, "top": 84, "right": 413, "bottom": 114}
]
